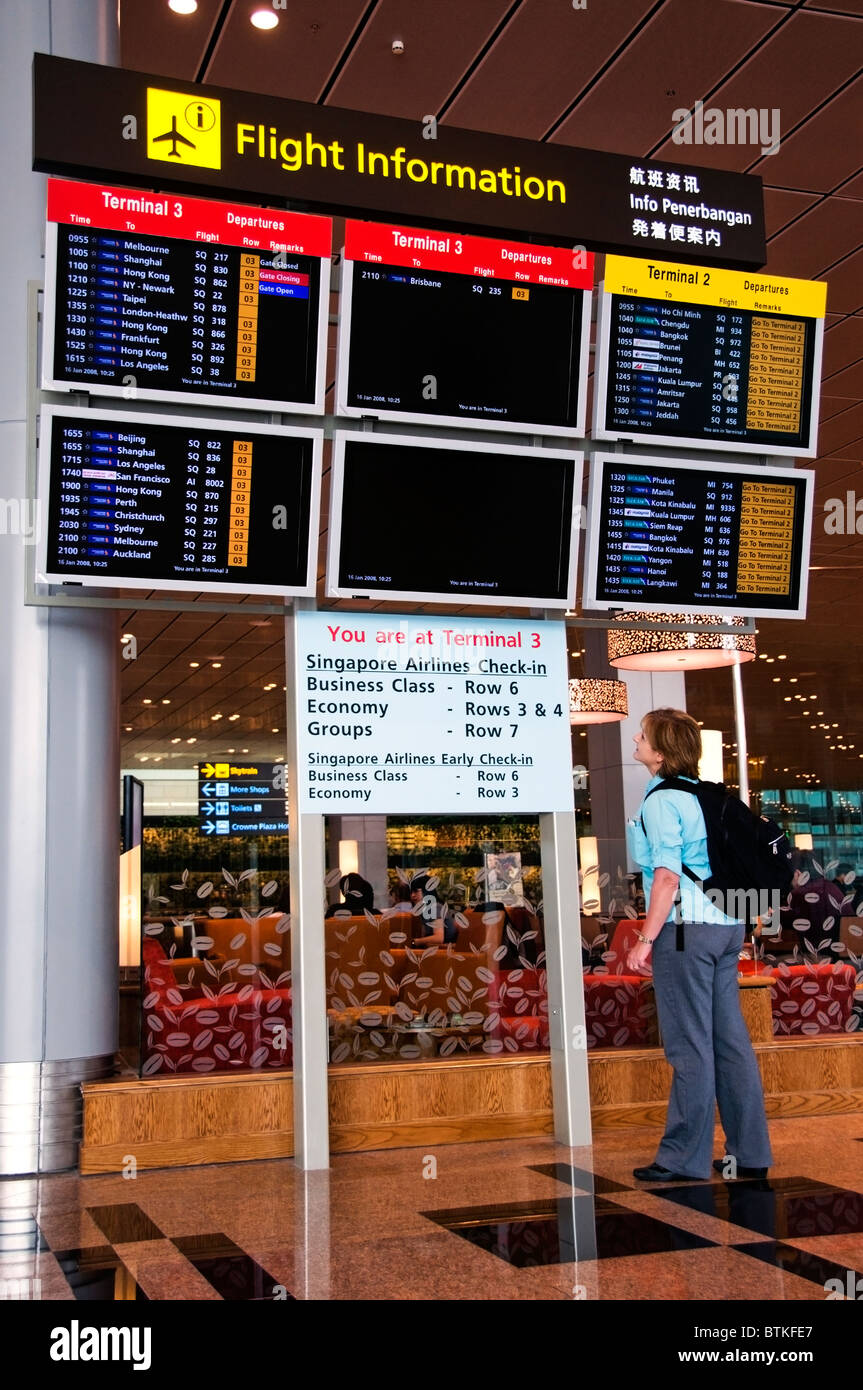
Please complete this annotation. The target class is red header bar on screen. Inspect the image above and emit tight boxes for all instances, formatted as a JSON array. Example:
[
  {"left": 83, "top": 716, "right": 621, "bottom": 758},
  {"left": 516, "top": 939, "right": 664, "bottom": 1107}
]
[
  {"left": 344, "top": 219, "right": 593, "bottom": 288},
  {"left": 46, "top": 178, "right": 332, "bottom": 256}
]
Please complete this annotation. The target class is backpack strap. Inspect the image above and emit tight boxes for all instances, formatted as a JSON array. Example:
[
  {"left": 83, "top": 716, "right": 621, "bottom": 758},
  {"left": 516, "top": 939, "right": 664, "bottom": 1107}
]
[{"left": 640, "top": 778, "right": 703, "bottom": 952}]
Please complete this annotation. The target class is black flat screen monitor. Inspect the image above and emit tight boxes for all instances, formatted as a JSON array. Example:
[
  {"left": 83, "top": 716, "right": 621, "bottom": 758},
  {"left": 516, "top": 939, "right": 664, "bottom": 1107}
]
[
  {"left": 39, "top": 406, "right": 322, "bottom": 596},
  {"left": 336, "top": 220, "right": 592, "bottom": 436},
  {"left": 327, "top": 432, "right": 582, "bottom": 609},
  {"left": 584, "top": 452, "right": 814, "bottom": 619},
  {"left": 42, "top": 178, "right": 331, "bottom": 415}
]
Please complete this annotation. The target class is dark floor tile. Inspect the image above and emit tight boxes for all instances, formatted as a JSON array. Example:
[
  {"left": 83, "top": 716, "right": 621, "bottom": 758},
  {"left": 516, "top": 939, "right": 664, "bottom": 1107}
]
[
  {"left": 86, "top": 1204, "right": 164, "bottom": 1245},
  {"left": 654, "top": 1178, "right": 863, "bottom": 1241},
  {"left": 732, "top": 1240, "right": 862, "bottom": 1293},
  {"left": 172, "top": 1233, "right": 291, "bottom": 1300},
  {"left": 424, "top": 1196, "right": 715, "bottom": 1267},
  {"left": 53, "top": 1246, "right": 149, "bottom": 1301},
  {"left": 528, "top": 1163, "right": 631, "bottom": 1194}
]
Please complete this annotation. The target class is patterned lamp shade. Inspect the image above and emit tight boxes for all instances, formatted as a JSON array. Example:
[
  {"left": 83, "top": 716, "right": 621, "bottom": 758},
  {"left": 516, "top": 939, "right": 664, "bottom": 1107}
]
[
  {"left": 569, "top": 677, "right": 628, "bottom": 724},
  {"left": 607, "top": 613, "right": 756, "bottom": 671}
]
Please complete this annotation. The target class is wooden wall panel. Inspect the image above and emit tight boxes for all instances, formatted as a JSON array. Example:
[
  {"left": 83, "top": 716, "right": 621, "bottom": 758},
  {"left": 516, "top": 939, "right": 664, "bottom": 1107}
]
[{"left": 81, "top": 1036, "right": 863, "bottom": 1172}]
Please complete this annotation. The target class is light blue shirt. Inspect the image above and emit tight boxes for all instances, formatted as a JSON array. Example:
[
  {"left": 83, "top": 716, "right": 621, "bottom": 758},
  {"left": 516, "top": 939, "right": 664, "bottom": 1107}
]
[{"left": 626, "top": 774, "right": 743, "bottom": 926}]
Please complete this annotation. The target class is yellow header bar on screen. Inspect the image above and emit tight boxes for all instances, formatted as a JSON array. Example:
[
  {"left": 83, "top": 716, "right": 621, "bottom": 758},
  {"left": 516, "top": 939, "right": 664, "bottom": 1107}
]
[{"left": 604, "top": 254, "right": 827, "bottom": 318}]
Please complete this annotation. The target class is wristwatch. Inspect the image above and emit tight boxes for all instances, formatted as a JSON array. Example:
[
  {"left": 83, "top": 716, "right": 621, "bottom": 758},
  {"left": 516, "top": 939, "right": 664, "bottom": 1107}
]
[{"left": 633, "top": 929, "right": 656, "bottom": 946}]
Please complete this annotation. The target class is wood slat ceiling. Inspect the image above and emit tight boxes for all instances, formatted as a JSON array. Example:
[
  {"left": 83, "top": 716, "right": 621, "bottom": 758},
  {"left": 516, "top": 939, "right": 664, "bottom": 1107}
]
[{"left": 117, "top": 0, "right": 863, "bottom": 786}]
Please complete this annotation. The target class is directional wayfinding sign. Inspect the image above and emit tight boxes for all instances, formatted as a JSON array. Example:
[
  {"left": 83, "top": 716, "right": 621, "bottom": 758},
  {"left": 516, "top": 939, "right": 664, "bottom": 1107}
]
[
  {"left": 294, "top": 612, "right": 572, "bottom": 814},
  {"left": 198, "top": 760, "right": 287, "bottom": 835}
]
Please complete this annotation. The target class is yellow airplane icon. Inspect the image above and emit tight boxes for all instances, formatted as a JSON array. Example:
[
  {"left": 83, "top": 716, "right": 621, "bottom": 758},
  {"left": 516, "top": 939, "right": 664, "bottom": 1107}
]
[{"left": 146, "top": 89, "right": 221, "bottom": 170}]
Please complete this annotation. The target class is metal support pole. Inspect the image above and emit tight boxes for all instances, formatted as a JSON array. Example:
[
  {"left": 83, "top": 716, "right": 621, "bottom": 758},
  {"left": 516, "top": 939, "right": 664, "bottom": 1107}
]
[
  {"left": 285, "top": 601, "right": 330, "bottom": 1170},
  {"left": 733, "top": 659, "right": 750, "bottom": 807},
  {"left": 539, "top": 809, "right": 592, "bottom": 1148}
]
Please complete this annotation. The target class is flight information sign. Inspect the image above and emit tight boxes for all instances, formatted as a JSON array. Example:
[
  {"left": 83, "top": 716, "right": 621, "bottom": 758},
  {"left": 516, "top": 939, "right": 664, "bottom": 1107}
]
[
  {"left": 594, "top": 255, "right": 826, "bottom": 457},
  {"left": 198, "top": 760, "right": 287, "bottom": 836},
  {"left": 336, "top": 220, "right": 593, "bottom": 435},
  {"left": 42, "top": 178, "right": 331, "bottom": 414},
  {"left": 584, "top": 452, "right": 814, "bottom": 619},
  {"left": 38, "top": 406, "right": 322, "bottom": 596}
]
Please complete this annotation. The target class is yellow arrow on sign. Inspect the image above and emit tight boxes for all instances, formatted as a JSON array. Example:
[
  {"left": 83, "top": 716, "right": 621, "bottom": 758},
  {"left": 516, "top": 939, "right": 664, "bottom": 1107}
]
[{"left": 200, "top": 762, "right": 217, "bottom": 778}]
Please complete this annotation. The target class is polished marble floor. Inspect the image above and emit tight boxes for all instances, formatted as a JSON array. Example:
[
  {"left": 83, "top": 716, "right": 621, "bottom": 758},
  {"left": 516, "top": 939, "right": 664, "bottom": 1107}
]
[{"left": 1, "top": 1115, "right": 861, "bottom": 1301}]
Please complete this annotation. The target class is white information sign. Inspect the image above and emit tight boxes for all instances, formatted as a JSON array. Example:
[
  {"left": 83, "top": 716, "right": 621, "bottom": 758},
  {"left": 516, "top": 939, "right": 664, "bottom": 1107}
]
[{"left": 295, "top": 612, "right": 572, "bottom": 813}]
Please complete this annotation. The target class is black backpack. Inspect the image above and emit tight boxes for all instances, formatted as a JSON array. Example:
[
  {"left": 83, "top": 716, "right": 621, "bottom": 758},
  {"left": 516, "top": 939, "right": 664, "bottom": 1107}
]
[{"left": 643, "top": 777, "right": 793, "bottom": 917}]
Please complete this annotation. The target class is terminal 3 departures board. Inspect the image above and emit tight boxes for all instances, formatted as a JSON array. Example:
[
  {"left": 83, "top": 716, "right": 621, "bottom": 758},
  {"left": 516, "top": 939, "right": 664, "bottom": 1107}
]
[
  {"left": 593, "top": 255, "right": 826, "bottom": 457},
  {"left": 38, "top": 407, "right": 322, "bottom": 596},
  {"left": 336, "top": 220, "right": 593, "bottom": 436},
  {"left": 584, "top": 453, "right": 814, "bottom": 620},
  {"left": 42, "top": 179, "right": 331, "bottom": 414}
]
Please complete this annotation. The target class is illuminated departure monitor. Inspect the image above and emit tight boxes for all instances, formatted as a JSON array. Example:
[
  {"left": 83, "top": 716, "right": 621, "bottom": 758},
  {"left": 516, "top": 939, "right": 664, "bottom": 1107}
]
[
  {"left": 39, "top": 406, "right": 322, "bottom": 596},
  {"left": 594, "top": 255, "right": 826, "bottom": 457},
  {"left": 42, "top": 178, "right": 331, "bottom": 414},
  {"left": 336, "top": 220, "right": 593, "bottom": 435},
  {"left": 326, "top": 432, "right": 583, "bottom": 609},
  {"left": 584, "top": 453, "right": 814, "bottom": 620}
]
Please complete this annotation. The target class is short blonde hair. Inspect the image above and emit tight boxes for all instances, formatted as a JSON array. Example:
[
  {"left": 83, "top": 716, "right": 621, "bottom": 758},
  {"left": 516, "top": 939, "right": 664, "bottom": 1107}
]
[{"left": 642, "top": 708, "right": 702, "bottom": 780}]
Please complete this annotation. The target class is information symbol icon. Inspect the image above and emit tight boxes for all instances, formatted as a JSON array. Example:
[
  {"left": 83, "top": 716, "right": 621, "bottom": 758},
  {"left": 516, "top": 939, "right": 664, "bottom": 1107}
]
[{"left": 185, "top": 100, "right": 217, "bottom": 133}]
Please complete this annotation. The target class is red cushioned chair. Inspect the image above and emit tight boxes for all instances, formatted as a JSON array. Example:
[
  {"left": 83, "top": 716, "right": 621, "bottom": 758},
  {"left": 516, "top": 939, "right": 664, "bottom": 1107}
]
[
  {"left": 141, "top": 937, "right": 292, "bottom": 1076},
  {"left": 740, "top": 958, "right": 857, "bottom": 1037},
  {"left": 581, "top": 917, "right": 657, "bottom": 1049}
]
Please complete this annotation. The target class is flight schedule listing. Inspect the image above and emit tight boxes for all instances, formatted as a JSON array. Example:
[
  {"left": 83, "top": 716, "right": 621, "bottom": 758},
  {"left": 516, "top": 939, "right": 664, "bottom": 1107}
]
[
  {"left": 596, "top": 255, "right": 826, "bottom": 456},
  {"left": 42, "top": 409, "right": 318, "bottom": 596},
  {"left": 44, "top": 178, "right": 330, "bottom": 412},
  {"left": 295, "top": 613, "right": 573, "bottom": 814},
  {"left": 339, "top": 220, "right": 593, "bottom": 432},
  {"left": 587, "top": 454, "right": 812, "bottom": 618},
  {"left": 604, "top": 295, "right": 816, "bottom": 451}
]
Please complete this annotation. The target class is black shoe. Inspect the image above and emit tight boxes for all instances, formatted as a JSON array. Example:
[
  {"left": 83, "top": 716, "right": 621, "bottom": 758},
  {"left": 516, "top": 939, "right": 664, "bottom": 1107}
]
[
  {"left": 713, "top": 1157, "right": 768, "bottom": 1179},
  {"left": 632, "top": 1163, "right": 700, "bottom": 1182}
]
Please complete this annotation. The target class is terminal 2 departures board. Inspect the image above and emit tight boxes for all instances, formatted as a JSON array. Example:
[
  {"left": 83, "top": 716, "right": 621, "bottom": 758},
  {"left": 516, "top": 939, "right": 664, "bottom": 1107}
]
[
  {"left": 42, "top": 179, "right": 331, "bottom": 415},
  {"left": 38, "top": 407, "right": 322, "bottom": 597},
  {"left": 336, "top": 220, "right": 593, "bottom": 436},
  {"left": 593, "top": 255, "right": 826, "bottom": 458},
  {"left": 584, "top": 453, "right": 814, "bottom": 620}
]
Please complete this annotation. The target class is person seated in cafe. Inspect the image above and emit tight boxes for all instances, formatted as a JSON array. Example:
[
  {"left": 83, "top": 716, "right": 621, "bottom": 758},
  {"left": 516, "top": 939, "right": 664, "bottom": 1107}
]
[
  {"left": 325, "top": 872, "right": 378, "bottom": 919},
  {"left": 778, "top": 849, "right": 845, "bottom": 956},
  {"left": 388, "top": 882, "right": 413, "bottom": 913},
  {"left": 410, "top": 873, "right": 457, "bottom": 947}
]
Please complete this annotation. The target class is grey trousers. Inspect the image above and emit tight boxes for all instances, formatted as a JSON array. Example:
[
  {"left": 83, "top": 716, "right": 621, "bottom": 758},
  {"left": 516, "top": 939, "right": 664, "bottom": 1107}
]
[{"left": 651, "top": 920, "right": 773, "bottom": 1179}]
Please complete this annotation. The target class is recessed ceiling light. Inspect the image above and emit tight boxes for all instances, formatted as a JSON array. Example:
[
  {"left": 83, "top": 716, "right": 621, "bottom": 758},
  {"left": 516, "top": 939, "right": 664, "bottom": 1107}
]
[
  {"left": 250, "top": 8, "right": 278, "bottom": 28},
  {"left": 229, "top": 713, "right": 240, "bottom": 721},
  {"left": 161, "top": 698, "right": 171, "bottom": 704},
  {"left": 272, "top": 727, "right": 280, "bottom": 733},
  {"left": 187, "top": 737, "right": 197, "bottom": 744},
  {"left": 777, "top": 654, "right": 787, "bottom": 660},
  {"left": 242, "top": 748, "right": 249, "bottom": 753},
  {"left": 169, "top": 0, "right": 198, "bottom": 14},
  {"left": 171, "top": 737, "right": 181, "bottom": 744},
  {"left": 142, "top": 698, "right": 152, "bottom": 705},
  {"left": 212, "top": 662, "right": 222, "bottom": 669},
  {"left": 772, "top": 677, "right": 780, "bottom": 683},
  {"left": 189, "top": 661, "right": 200, "bottom": 668},
  {"left": 211, "top": 713, "right": 223, "bottom": 721},
  {"left": 124, "top": 725, "right": 133, "bottom": 732}
]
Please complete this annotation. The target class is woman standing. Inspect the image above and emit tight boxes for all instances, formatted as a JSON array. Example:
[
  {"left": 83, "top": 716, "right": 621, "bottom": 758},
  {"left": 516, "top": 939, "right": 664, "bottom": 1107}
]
[{"left": 626, "top": 708, "right": 773, "bottom": 1182}]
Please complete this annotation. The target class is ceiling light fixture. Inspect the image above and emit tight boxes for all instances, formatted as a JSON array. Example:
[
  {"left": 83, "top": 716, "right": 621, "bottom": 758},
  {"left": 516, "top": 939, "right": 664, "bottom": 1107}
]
[
  {"left": 250, "top": 8, "right": 279, "bottom": 28},
  {"left": 169, "top": 0, "right": 198, "bottom": 14},
  {"left": 568, "top": 677, "right": 628, "bottom": 724},
  {"left": 607, "top": 613, "right": 755, "bottom": 671}
]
